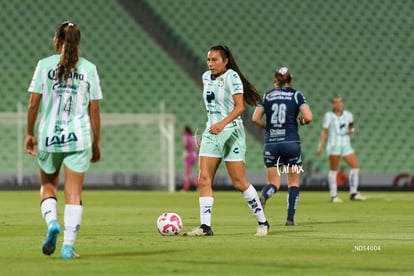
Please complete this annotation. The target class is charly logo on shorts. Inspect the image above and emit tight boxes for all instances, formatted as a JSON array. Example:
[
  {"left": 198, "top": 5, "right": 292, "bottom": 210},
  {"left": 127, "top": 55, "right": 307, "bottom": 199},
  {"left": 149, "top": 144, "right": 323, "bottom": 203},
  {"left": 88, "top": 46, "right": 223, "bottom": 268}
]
[
  {"left": 38, "top": 151, "right": 48, "bottom": 161},
  {"left": 233, "top": 147, "right": 239, "bottom": 154}
]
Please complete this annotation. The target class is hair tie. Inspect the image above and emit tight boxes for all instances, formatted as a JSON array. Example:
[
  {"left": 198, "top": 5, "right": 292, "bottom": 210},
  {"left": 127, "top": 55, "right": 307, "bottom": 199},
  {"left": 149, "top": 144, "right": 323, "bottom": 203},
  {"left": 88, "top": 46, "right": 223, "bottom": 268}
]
[{"left": 278, "top": 67, "right": 289, "bottom": 75}]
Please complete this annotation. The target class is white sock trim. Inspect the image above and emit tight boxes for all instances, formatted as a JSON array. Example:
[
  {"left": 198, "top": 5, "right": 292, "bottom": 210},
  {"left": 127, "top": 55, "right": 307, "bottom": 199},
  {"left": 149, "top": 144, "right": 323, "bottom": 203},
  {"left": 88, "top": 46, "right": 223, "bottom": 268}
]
[
  {"left": 199, "top": 197, "right": 213, "bottom": 226},
  {"left": 63, "top": 204, "right": 83, "bottom": 246},
  {"left": 328, "top": 171, "right": 338, "bottom": 197},
  {"left": 243, "top": 184, "right": 267, "bottom": 223},
  {"left": 41, "top": 198, "right": 58, "bottom": 225},
  {"left": 349, "top": 168, "right": 360, "bottom": 194}
]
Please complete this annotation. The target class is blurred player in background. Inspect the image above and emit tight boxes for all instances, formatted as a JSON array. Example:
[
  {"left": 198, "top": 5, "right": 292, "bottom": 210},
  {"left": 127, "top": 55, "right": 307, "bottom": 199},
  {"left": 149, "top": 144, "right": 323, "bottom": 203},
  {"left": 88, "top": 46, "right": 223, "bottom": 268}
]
[
  {"left": 25, "top": 21, "right": 102, "bottom": 259},
  {"left": 182, "top": 126, "right": 198, "bottom": 190},
  {"left": 184, "top": 45, "right": 269, "bottom": 236},
  {"left": 317, "top": 95, "right": 366, "bottom": 202},
  {"left": 252, "top": 67, "right": 313, "bottom": 226}
]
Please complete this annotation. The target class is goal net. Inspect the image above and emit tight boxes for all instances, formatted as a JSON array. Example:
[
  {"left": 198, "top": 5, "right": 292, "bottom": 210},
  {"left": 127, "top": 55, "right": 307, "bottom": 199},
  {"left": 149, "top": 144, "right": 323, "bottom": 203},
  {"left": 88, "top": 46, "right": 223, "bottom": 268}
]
[{"left": 0, "top": 108, "right": 176, "bottom": 192}]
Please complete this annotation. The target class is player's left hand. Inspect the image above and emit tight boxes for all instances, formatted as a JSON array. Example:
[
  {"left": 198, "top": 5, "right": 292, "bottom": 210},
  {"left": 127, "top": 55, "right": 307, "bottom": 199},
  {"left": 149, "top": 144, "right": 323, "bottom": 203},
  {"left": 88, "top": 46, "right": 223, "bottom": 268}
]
[
  {"left": 91, "top": 141, "right": 101, "bottom": 163},
  {"left": 208, "top": 122, "right": 225, "bottom": 134},
  {"left": 24, "top": 135, "right": 37, "bottom": 156}
]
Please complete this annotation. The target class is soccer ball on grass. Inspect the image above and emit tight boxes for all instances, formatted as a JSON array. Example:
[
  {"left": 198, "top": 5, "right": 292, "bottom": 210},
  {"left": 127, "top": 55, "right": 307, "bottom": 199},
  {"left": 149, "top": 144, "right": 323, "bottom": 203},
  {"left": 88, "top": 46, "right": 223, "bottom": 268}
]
[{"left": 156, "top": 212, "right": 183, "bottom": 236}]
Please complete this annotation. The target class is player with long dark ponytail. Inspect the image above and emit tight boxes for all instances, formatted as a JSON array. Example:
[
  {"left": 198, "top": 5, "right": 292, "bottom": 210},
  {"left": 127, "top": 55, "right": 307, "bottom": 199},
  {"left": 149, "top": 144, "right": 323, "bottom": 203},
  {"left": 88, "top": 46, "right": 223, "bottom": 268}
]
[
  {"left": 55, "top": 22, "right": 80, "bottom": 82},
  {"left": 209, "top": 45, "right": 262, "bottom": 106},
  {"left": 184, "top": 45, "right": 269, "bottom": 237},
  {"left": 25, "top": 21, "right": 102, "bottom": 259}
]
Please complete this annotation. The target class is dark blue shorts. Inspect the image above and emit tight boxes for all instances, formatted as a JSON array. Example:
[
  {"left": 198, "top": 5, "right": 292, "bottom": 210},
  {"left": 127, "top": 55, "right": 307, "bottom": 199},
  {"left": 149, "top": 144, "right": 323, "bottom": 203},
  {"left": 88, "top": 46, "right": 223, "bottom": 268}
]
[{"left": 263, "top": 142, "right": 302, "bottom": 168}]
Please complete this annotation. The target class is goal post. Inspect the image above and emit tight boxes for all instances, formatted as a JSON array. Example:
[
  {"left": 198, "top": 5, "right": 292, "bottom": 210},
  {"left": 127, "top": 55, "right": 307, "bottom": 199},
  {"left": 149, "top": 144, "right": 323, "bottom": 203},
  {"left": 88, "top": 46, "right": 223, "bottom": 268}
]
[
  {"left": 0, "top": 110, "right": 176, "bottom": 192},
  {"left": 99, "top": 113, "right": 176, "bottom": 192}
]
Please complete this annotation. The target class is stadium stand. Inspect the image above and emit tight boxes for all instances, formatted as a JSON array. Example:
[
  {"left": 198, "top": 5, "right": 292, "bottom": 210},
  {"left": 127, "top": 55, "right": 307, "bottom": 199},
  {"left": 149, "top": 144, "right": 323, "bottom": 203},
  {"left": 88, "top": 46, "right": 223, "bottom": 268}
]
[
  {"left": 144, "top": 0, "right": 414, "bottom": 173},
  {"left": 0, "top": 0, "right": 412, "bottom": 181},
  {"left": 0, "top": 0, "right": 207, "bottom": 174}
]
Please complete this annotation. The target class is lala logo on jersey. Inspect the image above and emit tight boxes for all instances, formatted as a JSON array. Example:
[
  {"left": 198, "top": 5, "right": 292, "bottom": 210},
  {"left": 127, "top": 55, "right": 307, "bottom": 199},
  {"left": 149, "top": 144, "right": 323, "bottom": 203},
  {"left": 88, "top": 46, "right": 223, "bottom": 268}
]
[{"left": 45, "top": 132, "right": 78, "bottom": 146}]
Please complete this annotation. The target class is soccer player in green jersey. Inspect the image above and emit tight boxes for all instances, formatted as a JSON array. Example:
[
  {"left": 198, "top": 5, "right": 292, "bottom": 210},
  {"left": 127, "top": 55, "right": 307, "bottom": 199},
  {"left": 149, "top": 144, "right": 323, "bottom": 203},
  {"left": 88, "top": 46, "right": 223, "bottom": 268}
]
[
  {"left": 183, "top": 45, "right": 269, "bottom": 236},
  {"left": 25, "top": 21, "right": 103, "bottom": 259},
  {"left": 317, "top": 96, "right": 366, "bottom": 202}
]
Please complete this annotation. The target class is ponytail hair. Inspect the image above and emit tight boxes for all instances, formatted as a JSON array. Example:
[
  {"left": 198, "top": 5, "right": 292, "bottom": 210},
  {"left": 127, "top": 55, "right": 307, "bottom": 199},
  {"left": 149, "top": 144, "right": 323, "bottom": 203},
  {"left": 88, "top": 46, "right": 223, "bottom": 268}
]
[
  {"left": 274, "top": 67, "right": 293, "bottom": 87},
  {"left": 55, "top": 21, "right": 81, "bottom": 82},
  {"left": 210, "top": 45, "right": 262, "bottom": 106}
]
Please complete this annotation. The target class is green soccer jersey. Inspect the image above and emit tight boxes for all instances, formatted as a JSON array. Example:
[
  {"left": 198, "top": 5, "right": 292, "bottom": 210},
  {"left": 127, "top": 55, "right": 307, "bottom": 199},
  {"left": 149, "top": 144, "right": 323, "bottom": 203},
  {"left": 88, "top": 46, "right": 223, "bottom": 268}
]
[
  {"left": 322, "top": 110, "right": 354, "bottom": 147},
  {"left": 202, "top": 69, "right": 244, "bottom": 130},
  {"left": 28, "top": 55, "right": 103, "bottom": 152}
]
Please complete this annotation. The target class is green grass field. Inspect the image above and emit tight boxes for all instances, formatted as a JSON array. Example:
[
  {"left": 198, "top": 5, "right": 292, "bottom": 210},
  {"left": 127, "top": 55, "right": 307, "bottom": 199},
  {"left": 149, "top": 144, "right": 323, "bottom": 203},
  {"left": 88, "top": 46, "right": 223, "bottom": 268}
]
[{"left": 0, "top": 190, "right": 413, "bottom": 275}]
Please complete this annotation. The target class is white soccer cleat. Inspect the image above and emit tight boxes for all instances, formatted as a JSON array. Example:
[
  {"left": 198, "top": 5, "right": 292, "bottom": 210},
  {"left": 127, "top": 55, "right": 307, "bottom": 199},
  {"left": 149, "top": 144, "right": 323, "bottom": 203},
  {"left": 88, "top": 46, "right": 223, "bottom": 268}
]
[
  {"left": 351, "top": 193, "right": 367, "bottom": 201},
  {"left": 255, "top": 222, "right": 269, "bottom": 236},
  {"left": 183, "top": 224, "right": 213, "bottom": 236},
  {"left": 331, "top": 196, "right": 343, "bottom": 203}
]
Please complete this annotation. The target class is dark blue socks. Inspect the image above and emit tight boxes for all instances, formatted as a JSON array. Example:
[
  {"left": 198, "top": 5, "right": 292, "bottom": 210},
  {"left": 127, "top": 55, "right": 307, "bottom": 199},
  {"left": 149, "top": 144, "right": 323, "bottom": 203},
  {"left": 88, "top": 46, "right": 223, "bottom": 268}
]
[
  {"left": 261, "top": 184, "right": 278, "bottom": 200},
  {"left": 287, "top": 186, "right": 299, "bottom": 222}
]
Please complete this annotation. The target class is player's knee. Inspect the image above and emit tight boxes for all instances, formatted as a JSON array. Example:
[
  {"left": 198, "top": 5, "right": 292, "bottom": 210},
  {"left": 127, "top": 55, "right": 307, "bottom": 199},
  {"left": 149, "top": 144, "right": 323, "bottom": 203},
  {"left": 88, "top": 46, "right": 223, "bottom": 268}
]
[
  {"left": 232, "top": 180, "right": 249, "bottom": 192},
  {"left": 40, "top": 183, "right": 58, "bottom": 194},
  {"left": 198, "top": 172, "right": 213, "bottom": 188}
]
